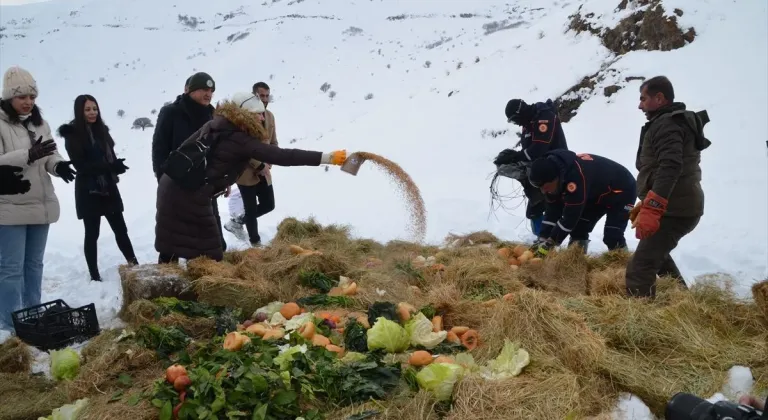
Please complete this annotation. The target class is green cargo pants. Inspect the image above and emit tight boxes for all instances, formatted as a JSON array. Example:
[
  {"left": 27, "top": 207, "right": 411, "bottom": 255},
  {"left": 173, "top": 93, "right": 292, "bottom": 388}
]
[{"left": 625, "top": 216, "right": 701, "bottom": 298}]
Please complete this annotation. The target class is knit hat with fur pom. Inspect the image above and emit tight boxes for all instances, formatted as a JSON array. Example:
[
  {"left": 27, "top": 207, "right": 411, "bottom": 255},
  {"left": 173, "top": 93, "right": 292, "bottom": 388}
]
[{"left": 2, "top": 66, "right": 38, "bottom": 100}]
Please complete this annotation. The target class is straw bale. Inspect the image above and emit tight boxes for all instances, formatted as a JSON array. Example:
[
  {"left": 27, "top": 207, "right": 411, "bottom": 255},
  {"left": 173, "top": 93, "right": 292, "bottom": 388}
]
[
  {"left": 194, "top": 275, "right": 278, "bottom": 316},
  {"left": 439, "top": 251, "right": 525, "bottom": 299},
  {"left": 0, "top": 373, "right": 69, "bottom": 420},
  {"left": 186, "top": 256, "right": 238, "bottom": 279},
  {"left": 0, "top": 337, "right": 32, "bottom": 374},
  {"left": 587, "top": 266, "right": 627, "bottom": 296},
  {"left": 260, "top": 249, "right": 352, "bottom": 282},
  {"left": 452, "top": 288, "right": 607, "bottom": 374},
  {"left": 67, "top": 329, "right": 159, "bottom": 401},
  {"left": 517, "top": 245, "right": 589, "bottom": 295},
  {"left": 449, "top": 368, "right": 613, "bottom": 420},
  {"left": 752, "top": 279, "right": 768, "bottom": 322},
  {"left": 444, "top": 230, "right": 500, "bottom": 247},
  {"left": 273, "top": 216, "right": 352, "bottom": 245},
  {"left": 119, "top": 263, "right": 195, "bottom": 317}
]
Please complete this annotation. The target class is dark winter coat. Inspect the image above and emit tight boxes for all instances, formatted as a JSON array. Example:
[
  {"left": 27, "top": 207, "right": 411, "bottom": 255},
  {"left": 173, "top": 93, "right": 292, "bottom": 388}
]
[
  {"left": 539, "top": 150, "right": 637, "bottom": 244},
  {"left": 59, "top": 122, "right": 124, "bottom": 220},
  {"left": 636, "top": 102, "right": 707, "bottom": 218},
  {"left": 154, "top": 101, "right": 324, "bottom": 261},
  {"left": 520, "top": 100, "right": 569, "bottom": 161},
  {"left": 151, "top": 94, "right": 214, "bottom": 179}
]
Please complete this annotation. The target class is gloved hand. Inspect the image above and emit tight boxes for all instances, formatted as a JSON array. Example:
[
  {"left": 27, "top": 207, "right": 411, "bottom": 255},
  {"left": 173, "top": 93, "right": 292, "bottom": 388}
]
[
  {"left": 629, "top": 202, "right": 641, "bottom": 224},
  {"left": 111, "top": 158, "right": 129, "bottom": 175},
  {"left": 28, "top": 136, "right": 57, "bottom": 164},
  {"left": 533, "top": 238, "right": 555, "bottom": 258},
  {"left": 493, "top": 149, "right": 524, "bottom": 166},
  {"left": 529, "top": 237, "right": 547, "bottom": 251},
  {"left": 0, "top": 165, "right": 31, "bottom": 195},
  {"left": 54, "top": 161, "right": 76, "bottom": 183},
  {"left": 321, "top": 150, "right": 347, "bottom": 166},
  {"left": 634, "top": 191, "right": 667, "bottom": 240}
]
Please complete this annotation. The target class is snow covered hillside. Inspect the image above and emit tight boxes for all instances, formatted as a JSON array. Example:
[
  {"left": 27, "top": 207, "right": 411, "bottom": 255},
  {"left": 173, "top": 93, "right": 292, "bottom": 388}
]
[{"left": 0, "top": 0, "right": 766, "bottom": 330}]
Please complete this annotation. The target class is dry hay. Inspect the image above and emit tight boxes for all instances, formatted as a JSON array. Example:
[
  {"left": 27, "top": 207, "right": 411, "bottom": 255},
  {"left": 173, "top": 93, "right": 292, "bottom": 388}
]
[
  {"left": 122, "top": 299, "right": 216, "bottom": 339},
  {"left": 355, "top": 271, "right": 422, "bottom": 307},
  {"left": 326, "top": 390, "right": 440, "bottom": 420},
  {"left": 449, "top": 368, "right": 613, "bottom": 420},
  {"left": 119, "top": 263, "right": 194, "bottom": 317},
  {"left": 186, "top": 256, "right": 238, "bottom": 279},
  {"left": 66, "top": 329, "right": 159, "bottom": 401},
  {"left": 517, "top": 245, "right": 590, "bottom": 296},
  {"left": 587, "top": 248, "right": 633, "bottom": 271},
  {"left": 223, "top": 247, "right": 263, "bottom": 265},
  {"left": 80, "top": 391, "right": 157, "bottom": 420},
  {"left": 753, "top": 279, "right": 768, "bottom": 322},
  {"left": 587, "top": 266, "right": 627, "bottom": 296},
  {"left": 272, "top": 216, "right": 352, "bottom": 246},
  {"left": 444, "top": 230, "right": 500, "bottom": 247},
  {"left": 382, "top": 240, "right": 441, "bottom": 260},
  {"left": 194, "top": 275, "right": 278, "bottom": 316},
  {"left": 438, "top": 249, "right": 525, "bottom": 300},
  {"left": 0, "top": 337, "right": 32, "bottom": 374},
  {"left": 0, "top": 373, "right": 68, "bottom": 420},
  {"left": 258, "top": 245, "right": 353, "bottom": 282}
]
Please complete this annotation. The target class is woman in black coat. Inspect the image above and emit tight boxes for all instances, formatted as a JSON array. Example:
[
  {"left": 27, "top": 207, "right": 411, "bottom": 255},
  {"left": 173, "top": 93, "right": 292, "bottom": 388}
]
[{"left": 58, "top": 94, "right": 138, "bottom": 281}]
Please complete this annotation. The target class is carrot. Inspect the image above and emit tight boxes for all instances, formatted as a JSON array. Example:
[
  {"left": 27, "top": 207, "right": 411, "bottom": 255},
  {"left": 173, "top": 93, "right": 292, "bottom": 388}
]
[{"left": 431, "top": 315, "right": 443, "bottom": 332}]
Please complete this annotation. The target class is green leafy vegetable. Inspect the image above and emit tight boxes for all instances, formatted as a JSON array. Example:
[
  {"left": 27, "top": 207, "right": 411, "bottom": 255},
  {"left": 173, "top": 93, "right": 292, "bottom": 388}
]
[
  {"left": 153, "top": 297, "right": 222, "bottom": 318},
  {"left": 296, "top": 294, "right": 354, "bottom": 307},
  {"left": 418, "top": 304, "right": 436, "bottom": 319},
  {"left": 343, "top": 319, "right": 368, "bottom": 353},
  {"left": 366, "top": 317, "right": 410, "bottom": 353},
  {"left": 135, "top": 324, "right": 190, "bottom": 359},
  {"left": 366, "top": 302, "right": 398, "bottom": 327},
  {"left": 298, "top": 270, "right": 338, "bottom": 293},
  {"left": 50, "top": 348, "right": 80, "bottom": 381},
  {"left": 416, "top": 363, "right": 464, "bottom": 401}
]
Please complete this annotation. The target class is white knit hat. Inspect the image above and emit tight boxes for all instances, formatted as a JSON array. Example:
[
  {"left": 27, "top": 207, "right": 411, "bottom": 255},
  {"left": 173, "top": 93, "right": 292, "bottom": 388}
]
[
  {"left": 2, "top": 66, "right": 38, "bottom": 100},
  {"left": 229, "top": 92, "right": 265, "bottom": 113}
]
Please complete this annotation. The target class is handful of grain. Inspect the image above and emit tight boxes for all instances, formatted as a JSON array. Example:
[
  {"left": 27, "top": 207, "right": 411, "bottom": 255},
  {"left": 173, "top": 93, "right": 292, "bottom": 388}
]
[{"left": 346, "top": 152, "right": 427, "bottom": 242}]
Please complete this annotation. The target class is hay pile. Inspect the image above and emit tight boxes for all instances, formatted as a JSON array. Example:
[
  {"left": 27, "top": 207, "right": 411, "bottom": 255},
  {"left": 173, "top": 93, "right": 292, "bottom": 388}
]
[
  {"left": 0, "top": 337, "right": 32, "bottom": 374},
  {"left": 8, "top": 218, "right": 767, "bottom": 420}
]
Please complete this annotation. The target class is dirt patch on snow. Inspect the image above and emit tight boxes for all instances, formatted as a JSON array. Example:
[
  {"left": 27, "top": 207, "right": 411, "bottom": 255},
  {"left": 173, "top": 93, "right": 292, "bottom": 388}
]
[{"left": 569, "top": 0, "right": 696, "bottom": 55}]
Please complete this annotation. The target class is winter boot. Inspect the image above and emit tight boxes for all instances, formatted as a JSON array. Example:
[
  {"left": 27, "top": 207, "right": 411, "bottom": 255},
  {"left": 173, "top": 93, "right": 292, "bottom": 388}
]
[
  {"left": 224, "top": 218, "right": 247, "bottom": 241},
  {"left": 530, "top": 215, "right": 544, "bottom": 236},
  {"left": 568, "top": 239, "right": 590, "bottom": 253}
]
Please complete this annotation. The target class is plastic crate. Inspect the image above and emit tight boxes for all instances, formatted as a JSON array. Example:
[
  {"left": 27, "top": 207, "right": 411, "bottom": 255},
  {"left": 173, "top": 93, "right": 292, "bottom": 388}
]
[{"left": 12, "top": 299, "right": 100, "bottom": 351}]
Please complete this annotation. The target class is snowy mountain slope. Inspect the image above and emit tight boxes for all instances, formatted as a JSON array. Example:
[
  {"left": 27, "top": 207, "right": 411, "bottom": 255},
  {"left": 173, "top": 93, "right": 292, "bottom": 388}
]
[{"left": 0, "top": 0, "right": 766, "bottom": 335}]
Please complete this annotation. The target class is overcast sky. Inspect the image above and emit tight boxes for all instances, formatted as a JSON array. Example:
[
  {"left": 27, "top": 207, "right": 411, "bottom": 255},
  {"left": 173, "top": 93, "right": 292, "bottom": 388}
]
[{"left": 0, "top": 0, "right": 52, "bottom": 5}]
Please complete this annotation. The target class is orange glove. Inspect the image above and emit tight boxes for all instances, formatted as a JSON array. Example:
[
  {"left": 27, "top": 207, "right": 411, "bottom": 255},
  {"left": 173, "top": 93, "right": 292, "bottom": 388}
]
[
  {"left": 634, "top": 191, "right": 667, "bottom": 240},
  {"left": 321, "top": 150, "right": 347, "bottom": 166}
]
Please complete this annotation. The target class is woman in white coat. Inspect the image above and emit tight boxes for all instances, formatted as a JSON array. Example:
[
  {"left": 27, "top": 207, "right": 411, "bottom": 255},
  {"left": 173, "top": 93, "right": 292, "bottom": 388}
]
[{"left": 0, "top": 66, "right": 75, "bottom": 330}]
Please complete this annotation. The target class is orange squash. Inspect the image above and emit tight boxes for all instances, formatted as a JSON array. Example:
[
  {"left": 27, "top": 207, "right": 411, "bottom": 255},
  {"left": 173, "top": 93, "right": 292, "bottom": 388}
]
[
  {"left": 262, "top": 329, "right": 285, "bottom": 341},
  {"left": 312, "top": 334, "right": 331, "bottom": 347},
  {"left": 298, "top": 322, "right": 315, "bottom": 339},
  {"left": 328, "top": 287, "right": 344, "bottom": 296},
  {"left": 434, "top": 356, "right": 455, "bottom": 364},
  {"left": 513, "top": 245, "right": 528, "bottom": 258},
  {"left": 408, "top": 350, "right": 433, "bottom": 367},
  {"left": 356, "top": 316, "right": 370, "bottom": 329},
  {"left": 497, "top": 247, "right": 512, "bottom": 259},
  {"left": 530, "top": 257, "right": 543, "bottom": 265},
  {"left": 246, "top": 323, "right": 269, "bottom": 337},
  {"left": 449, "top": 326, "right": 469, "bottom": 337},
  {"left": 280, "top": 302, "right": 301, "bottom": 320},
  {"left": 341, "top": 282, "right": 358, "bottom": 296},
  {"left": 446, "top": 331, "right": 460, "bottom": 344},
  {"left": 397, "top": 302, "right": 417, "bottom": 322},
  {"left": 508, "top": 256, "right": 521, "bottom": 266},
  {"left": 461, "top": 329, "right": 479, "bottom": 351},
  {"left": 326, "top": 344, "right": 344, "bottom": 357},
  {"left": 223, "top": 331, "right": 251, "bottom": 351},
  {"left": 166, "top": 364, "right": 187, "bottom": 384},
  {"left": 289, "top": 245, "right": 306, "bottom": 255},
  {"left": 502, "top": 293, "right": 515, "bottom": 301}
]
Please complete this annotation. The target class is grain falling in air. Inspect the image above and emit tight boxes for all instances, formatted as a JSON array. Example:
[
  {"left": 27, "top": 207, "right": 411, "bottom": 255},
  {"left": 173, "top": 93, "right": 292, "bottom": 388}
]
[{"left": 354, "top": 152, "right": 427, "bottom": 242}]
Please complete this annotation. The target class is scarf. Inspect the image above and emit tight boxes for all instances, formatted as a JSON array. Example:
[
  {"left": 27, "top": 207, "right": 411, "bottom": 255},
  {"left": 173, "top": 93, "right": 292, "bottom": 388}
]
[{"left": 85, "top": 125, "right": 117, "bottom": 196}]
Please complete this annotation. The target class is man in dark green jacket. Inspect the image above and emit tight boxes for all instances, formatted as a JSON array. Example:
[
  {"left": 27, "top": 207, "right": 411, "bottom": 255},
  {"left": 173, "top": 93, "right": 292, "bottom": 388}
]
[{"left": 626, "top": 76, "right": 711, "bottom": 298}]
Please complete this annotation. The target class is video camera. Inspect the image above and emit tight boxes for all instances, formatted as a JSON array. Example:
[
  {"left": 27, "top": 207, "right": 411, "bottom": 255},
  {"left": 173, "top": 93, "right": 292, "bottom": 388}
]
[{"left": 665, "top": 392, "right": 766, "bottom": 420}]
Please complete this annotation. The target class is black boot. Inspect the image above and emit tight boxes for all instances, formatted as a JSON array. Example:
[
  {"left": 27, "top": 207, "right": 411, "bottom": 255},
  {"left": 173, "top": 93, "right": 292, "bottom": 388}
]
[
  {"left": 568, "top": 239, "right": 590, "bottom": 253},
  {"left": 90, "top": 270, "right": 102, "bottom": 282}
]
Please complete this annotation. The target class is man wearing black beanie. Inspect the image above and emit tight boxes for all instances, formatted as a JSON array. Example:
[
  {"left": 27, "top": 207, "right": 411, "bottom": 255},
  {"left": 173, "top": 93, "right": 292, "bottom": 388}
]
[
  {"left": 493, "top": 98, "right": 569, "bottom": 236},
  {"left": 527, "top": 150, "right": 636, "bottom": 257},
  {"left": 152, "top": 71, "right": 227, "bottom": 262}
]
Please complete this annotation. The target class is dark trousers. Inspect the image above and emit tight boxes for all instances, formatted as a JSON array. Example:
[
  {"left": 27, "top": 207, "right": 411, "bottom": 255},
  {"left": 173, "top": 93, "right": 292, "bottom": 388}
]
[
  {"left": 625, "top": 216, "right": 700, "bottom": 297},
  {"left": 521, "top": 178, "right": 546, "bottom": 219},
  {"left": 83, "top": 212, "right": 137, "bottom": 280},
  {"left": 238, "top": 181, "right": 276, "bottom": 244},
  {"left": 570, "top": 192, "right": 635, "bottom": 250}
]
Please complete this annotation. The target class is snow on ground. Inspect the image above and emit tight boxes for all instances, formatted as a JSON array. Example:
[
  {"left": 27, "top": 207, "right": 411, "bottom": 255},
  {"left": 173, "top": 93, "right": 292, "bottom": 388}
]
[{"left": 1, "top": 0, "right": 767, "bottom": 415}]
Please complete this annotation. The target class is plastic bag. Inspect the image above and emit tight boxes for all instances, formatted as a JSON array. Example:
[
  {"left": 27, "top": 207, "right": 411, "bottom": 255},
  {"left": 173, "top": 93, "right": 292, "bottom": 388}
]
[
  {"left": 50, "top": 348, "right": 80, "bottom": 381},
  {"left": 366, "top": 317, "right": 410, "bottom": 353},
  {"left": 416, "top": 363, "right": 463, "bottom": 401},
  {"left": 404, "top": 313, "right": 447, "bottom": 349}
]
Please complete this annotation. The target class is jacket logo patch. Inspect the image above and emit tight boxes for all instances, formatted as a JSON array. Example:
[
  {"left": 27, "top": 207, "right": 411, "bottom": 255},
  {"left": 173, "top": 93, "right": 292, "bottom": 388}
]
[
  {"left": 567, "top": 182, "right": 577, "bottom": 193},
  {"left": 538, "top": 123, "right": 547, "bottom": 133}
]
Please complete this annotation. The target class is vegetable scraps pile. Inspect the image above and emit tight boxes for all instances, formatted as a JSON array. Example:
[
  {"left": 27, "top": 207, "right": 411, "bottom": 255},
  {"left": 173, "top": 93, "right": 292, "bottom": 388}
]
[{"left": 146, "top": 293, "right": 532, "bottom": 419}]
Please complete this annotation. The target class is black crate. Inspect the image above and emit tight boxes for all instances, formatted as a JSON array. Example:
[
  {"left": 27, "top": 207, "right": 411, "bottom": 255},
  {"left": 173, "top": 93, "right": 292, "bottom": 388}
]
[{"left": 12, "top": 299, "right": 100, "bottom": 351}]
